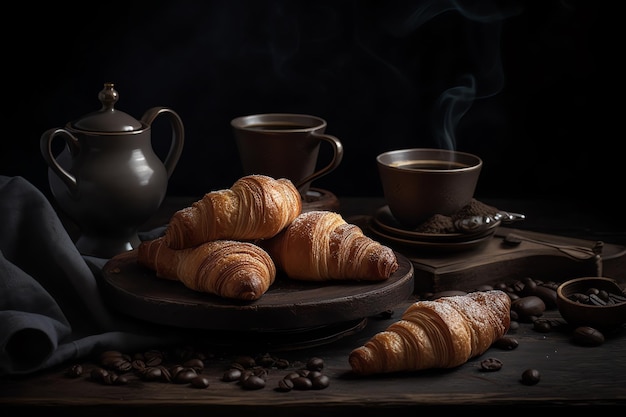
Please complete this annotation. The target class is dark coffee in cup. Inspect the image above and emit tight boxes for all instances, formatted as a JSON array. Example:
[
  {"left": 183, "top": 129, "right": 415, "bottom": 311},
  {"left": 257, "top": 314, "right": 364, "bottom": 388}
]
[
  {"left": 245, "top": 123, "right": 310, "bottom": 131},
  {"left": 389, "top": 160, "right": 470, "bottom": 170}
]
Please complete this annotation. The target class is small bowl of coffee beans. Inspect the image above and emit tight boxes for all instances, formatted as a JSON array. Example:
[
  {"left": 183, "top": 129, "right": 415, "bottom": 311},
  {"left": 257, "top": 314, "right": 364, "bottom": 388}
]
[{"left": 556, "top": 277, "right": 626, "bottom": 331}]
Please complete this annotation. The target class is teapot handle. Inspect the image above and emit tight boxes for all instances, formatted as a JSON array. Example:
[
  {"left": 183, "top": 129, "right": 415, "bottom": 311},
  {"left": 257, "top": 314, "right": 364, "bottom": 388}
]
[
  {"left": 40, "top": 128, "right": 80, "bottom": 193},
  {"left": 140, "top": 107, "right": 185, "bottom": 178}
]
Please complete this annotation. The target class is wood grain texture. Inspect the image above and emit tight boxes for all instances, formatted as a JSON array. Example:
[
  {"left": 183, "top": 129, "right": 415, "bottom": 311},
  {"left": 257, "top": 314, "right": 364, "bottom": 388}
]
[{"left": 1, "top": 304, "right": 624, "bottom": 415}]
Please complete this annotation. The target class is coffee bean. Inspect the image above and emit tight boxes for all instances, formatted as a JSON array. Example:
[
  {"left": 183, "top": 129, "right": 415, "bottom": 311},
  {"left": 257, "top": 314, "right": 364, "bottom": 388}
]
[
  {"left": 610, "top": 293, "right": 626, "bottom": 303},
  {"left": 229, "top": 362, "right": 245, "bottom": 371},
  {"left": 131, "top": 359, "right": 146, "bottom": 372},
  {"left": 143, "top": 349, "right": 164, "bottom": 367},
  {"left": 310, "top": 374, "right": 330, "bottom": 390},
  {"left": 507, "top": 292, "right": 520, "bottom": 302},
  {"left": 183, "top": 358, "right": 204, "bottom": 371},
  {"left": 242, "top": 375, "right": 266, "bottom": 390},
  {"left": 253, "top": 367, "right": 269, "bottom": 380},
  {"left": 588, "top": 293, "right": 607, "bottom": 306},
  {"left": 532, "top": 286, "right": 558, "bottom": 309},
  {"left": 222, "top": 368, "right": 242, "bottom": 382},
  {"left": 234, "top": 355, "right": 256, "bottom": 368},
  {"left": 306, "top": 357, "right": 325, "bottom": 372},
  {"left": 102, "top": 372, "right": 119, "bottom": 385},
  {"left": 190, "top": 375, "right": 210, "bottom": 389},
  {"left": 512, "top": 280, "right": 525, "bottom": 293},
  {"left": 239, "top": 369, "right": 254, "bottom": 383},
  {"left": 281, "top": 371, "right": 298, "bottom": 381},
  {"left": 521, "top": 368, "right": 540, "bottom": 385},
  {"left": 493, "top": 337, "right": 519, "bottom": 350},
  {"left": 65, "top": 364, "right": 83, "bottom": 378},
  {"left": 521, "top": 277, "right": 537, "bottom": 296},
  {"left": 113, "top": 375, "right": 129, "bottom": 385},
  {"left": 292, "top": 376, "right": 313, "bottom": 390},
  {"left": 511, "top": 296, "right": 546, "bottom": 321},
  {"left": 572, "top": 326, "right": 605, "bottom": 347},
  {"left": 569, "top": 288, "right": 626, "bottom": 306},
  {"left": 141, "top": 366, "right": 162, "bottom": 381},
  {"left": 480, "top": 358, "right": 503, "bottom": 372},
  {"left": 276, "top": 378, "right": 294, "bottom": 392},
  {"left": 597, "top": 289, "right": 610, "bottom": 302},
  {"left": 158, "top": 365, "right": 172, "bottom": 382},
  {"left": 274, "top": 358, "right": 290, "bottom": 369},
  {"left": 532, "top": 318, "right": 552, "bottom": 333}
]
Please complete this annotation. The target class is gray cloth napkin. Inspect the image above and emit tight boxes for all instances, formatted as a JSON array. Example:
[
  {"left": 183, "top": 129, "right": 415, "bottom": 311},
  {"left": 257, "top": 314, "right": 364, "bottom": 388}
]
[{"left": 0, "top": 176, "right": 186, "bottom": 376}]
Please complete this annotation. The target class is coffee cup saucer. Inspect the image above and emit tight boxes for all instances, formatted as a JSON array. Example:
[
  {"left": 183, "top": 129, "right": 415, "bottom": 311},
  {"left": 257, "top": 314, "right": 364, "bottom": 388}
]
[
  {"left": 368, "top": 220, "right": 494, "bottom": 253},
  {"left": 372, "top": 205, "right": 499, "bottom": 244}
]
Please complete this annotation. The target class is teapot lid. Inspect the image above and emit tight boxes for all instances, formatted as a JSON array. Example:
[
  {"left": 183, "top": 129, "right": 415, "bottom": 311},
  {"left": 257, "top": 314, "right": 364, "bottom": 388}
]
[{"left": 71, "top": 83, "right": 143, "bottom": 132}]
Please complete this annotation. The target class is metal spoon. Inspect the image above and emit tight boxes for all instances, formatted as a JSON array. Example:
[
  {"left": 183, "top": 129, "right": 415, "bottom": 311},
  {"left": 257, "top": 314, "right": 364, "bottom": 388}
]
[{"left": 455, "top": 211, "right": 526, "bottom": 233}]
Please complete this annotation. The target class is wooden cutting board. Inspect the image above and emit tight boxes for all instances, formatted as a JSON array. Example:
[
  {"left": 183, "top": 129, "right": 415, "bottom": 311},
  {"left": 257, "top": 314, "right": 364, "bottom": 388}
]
[
  {"left": 345, "top": 215, "right": 626, "bottom": 294},
  {"left": 100, "top": 250, "right": 414, "bottom": 332},
  {"left": 366, "top": 224, "right": 621, "bottom": 294}
]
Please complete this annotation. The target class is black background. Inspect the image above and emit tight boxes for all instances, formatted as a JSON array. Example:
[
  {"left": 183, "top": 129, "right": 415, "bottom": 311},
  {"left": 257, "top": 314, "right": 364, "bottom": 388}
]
[{"left": 2, "top": 1, "right": 622, "bottom": 217}]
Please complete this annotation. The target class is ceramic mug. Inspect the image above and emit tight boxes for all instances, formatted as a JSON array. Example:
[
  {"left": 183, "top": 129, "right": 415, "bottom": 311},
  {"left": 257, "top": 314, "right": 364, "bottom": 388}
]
[
  {"left": 377, "top": 148, "right": 483, "bottom": 229},
  {"left": 231, "top": 113, "right": 343, "bottom": 195}
]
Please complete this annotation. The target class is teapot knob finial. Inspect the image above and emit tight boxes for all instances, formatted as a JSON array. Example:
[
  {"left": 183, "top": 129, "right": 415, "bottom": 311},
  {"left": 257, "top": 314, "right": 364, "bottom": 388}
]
[{"left": 98, "top": 82, "right": 119, "bottom": 111}]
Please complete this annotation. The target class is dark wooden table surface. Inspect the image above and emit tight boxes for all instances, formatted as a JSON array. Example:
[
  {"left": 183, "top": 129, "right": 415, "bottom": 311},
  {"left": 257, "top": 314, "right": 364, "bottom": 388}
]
[{"left": 2, "top": 195, "right": 626, "bottom": 415}]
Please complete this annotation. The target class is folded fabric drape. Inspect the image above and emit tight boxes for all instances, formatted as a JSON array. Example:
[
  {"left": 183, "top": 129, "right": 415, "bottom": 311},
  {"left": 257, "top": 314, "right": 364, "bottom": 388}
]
[{"left": 0, "top": 176, "right": 186, "bottom": 376}]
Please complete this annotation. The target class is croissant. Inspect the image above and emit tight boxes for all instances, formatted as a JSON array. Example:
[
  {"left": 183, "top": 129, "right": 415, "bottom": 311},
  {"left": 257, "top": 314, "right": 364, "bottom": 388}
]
[
  {"left": 137, "top": 237, "right": 276, "bottom": 301},
  {"left": 260, "top": 210, "right": 398, "bottom": 281},
  {"left": 348, "top": 290, "right": 511, "bottom": 375},
  {"left": 164, "top": 175, "right": 302, "bottom": 249}
]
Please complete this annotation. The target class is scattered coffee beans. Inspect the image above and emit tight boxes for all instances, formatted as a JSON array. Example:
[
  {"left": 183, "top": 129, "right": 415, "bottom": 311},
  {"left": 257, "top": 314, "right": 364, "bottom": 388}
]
[
  {"left": 273, "top": 357, "right": 330, "bottom": 392},
  {"left": 290, "top": 376, "right": 314, "bottom": 390},
  {"left": 532, "top": 318, "right": 552, "bottom": 333},
  {"left": 65, "top": 364, "right": 83, "bottom": 378},
  {"left": 190, "top": 375, "right": 210, "bottom": 389},
  {"left": 511, "top": 296, "right": 546, "bottom": 322},
  {"left": 241, "top": 374, "right": 266, "bottom": 390},
  {"left": 567, "top": 289, "right": 626, "bottom": 306},
  {"left": 493, "top": 337, "right": 519, "bottom": 350},
  {"left": 90, "top": 367, "right": 128, "bottom": 385},
  {"left": 276, "top": 378, "right": 294, "bottom": 392},
  {"left": 520, "top": 368, "right": 541, "bottom": 385},
  {"left": 306, "top": 357, "right": 324, "bottom": 372},
  {"left": 572, "top": 326, "right": 605, "bottom": 347},
  {"left": 222, "top": 368, "right": 242, "bottom": 382},
  {"left": 480, "top": 358, "right": 503, "bottom": 372}
]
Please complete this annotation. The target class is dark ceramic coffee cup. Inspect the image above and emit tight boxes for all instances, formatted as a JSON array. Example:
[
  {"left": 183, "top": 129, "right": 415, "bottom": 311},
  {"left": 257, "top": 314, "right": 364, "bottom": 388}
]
[
  {"left": 232, "top": 113, "right": 343, "bottom": 196},
  {"left": 376, "top": 148, "right": 482, "bottom": 229}
]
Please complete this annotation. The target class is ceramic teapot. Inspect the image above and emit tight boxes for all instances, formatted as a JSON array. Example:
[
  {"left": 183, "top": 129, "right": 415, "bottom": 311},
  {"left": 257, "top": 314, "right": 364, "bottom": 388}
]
[{"left": 40, "top": 82, "right": 184, "bottom": 258}]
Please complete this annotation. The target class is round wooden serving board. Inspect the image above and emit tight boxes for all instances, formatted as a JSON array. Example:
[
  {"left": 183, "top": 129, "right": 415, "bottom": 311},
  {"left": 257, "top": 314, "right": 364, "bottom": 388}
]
[{"left": 101, "top": 250, "right": 414, "bottom": 332}]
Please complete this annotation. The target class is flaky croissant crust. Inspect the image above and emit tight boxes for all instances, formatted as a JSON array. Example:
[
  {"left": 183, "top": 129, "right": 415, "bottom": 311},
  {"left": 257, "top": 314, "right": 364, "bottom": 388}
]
[
  {"left": 261, "top": 210, "right": 398, "bottom": 281},
  {"left": 137, "top": 237, "right": 276, "bottom": 301},
  {"left": 164, "top": 175, "right": 302, "bottom": 249},
  {"left": 348, "top": 290, "right": 511, "bottom": 375}
]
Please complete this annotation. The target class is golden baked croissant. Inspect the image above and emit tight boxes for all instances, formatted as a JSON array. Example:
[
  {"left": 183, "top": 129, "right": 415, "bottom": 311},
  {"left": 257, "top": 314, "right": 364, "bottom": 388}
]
[
  {"left": 137, "top": 237, "right": 276, "bottom": 301},
  {"left": 164, "top": 175, "right": 302, "bottom": 249},
  {"left": 348, "top": 290, "right": 511, "bottom": 375},
  {"left": 260, "top": 210, "right": 398, "bottom": 281}
]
